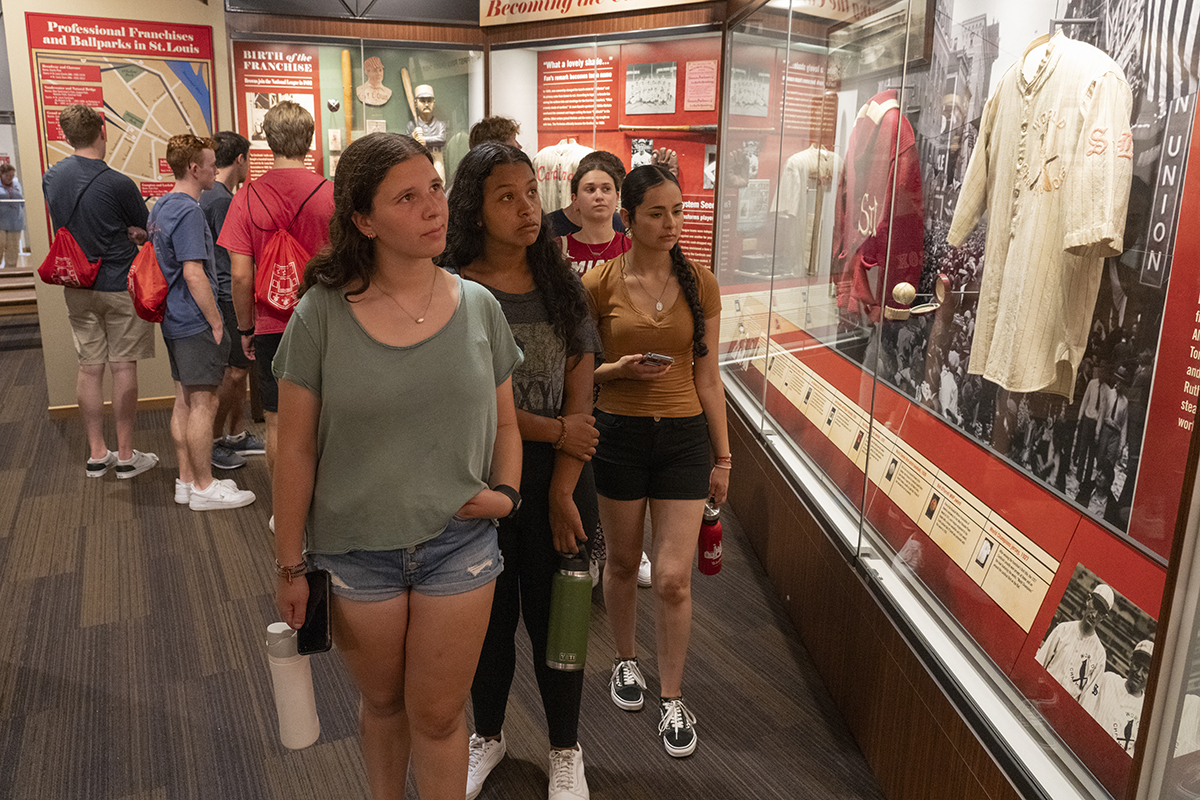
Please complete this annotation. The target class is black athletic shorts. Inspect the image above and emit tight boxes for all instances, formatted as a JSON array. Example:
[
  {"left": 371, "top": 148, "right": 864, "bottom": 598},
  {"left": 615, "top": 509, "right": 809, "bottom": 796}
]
[{"left": 593, "top": 410, "right": 712, "bottom": 501}]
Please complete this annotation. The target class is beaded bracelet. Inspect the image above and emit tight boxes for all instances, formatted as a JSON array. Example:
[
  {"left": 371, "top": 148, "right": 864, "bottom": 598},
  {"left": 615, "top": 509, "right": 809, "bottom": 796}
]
[
  {"left": 275, "top": 559, "right": 308, "bottom": 584},
  {"left": 552, "top": 416, "right": 568, "bottom": 450}
]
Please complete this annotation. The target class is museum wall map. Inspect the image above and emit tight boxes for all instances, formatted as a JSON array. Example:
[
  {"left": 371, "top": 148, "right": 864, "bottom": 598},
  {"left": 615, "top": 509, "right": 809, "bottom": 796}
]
[{"left": 27, "top": 13, "right": 216, "bottom": 200}]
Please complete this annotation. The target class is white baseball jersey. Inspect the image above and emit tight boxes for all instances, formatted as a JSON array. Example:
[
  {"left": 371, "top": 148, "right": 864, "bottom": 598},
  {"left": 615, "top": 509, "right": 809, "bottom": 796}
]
[
  {"left": 1035, "top": 620, "right": 1108, "bottom": 700},
  {"left": 1081, "top": 671, "right": 1144, "bottom": 753},
  {"left": 532, "top": 140, "right": 594, "bottom": 215},
  {"left": 774, "top": 145, "right": 842, "bottom": 276},
  {"left": 948, "top": 32, "right": 1132, "bottom": 398}
]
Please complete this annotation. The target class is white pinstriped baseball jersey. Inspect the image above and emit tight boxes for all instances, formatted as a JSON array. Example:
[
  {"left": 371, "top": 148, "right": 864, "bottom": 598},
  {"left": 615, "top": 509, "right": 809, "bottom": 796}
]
[
  {"left": 1081, "top": 671, "right": 1144, "bottom": 753},
  {"left": 948, "top": 33, "right": 1133, "bottom": 398},
  {"left": 1036, "top": 619, "right": 1108, "bottom": 700}
]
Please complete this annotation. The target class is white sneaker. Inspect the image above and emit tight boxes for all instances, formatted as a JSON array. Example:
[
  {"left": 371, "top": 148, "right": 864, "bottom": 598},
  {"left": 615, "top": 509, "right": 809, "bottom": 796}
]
[
  {"left": 548, "top": 744, "right": 589, "bottom": 799},
  {"left": 269, "top": 515, "right": 275, "bottom": 533},
  {"left": 589, "top": 556, "right": 600, "bottom": 588},
  {"left": 86, "top": 450, "right": 118, "bottom": 478},
  {"left": 115, "top": 450, "right": 159, "bottom": 479},
  {"left": 177, "top": 478, "right": 237, "bottom": 504},
  {"left": 189, "top": 478, "right": 256, "bottom": 511},
  {"left": 466, "top": 732, "right": 506, "bottom": 800},
  {"left": 637, "top": 552, "right": 652, "bottom": 587}
]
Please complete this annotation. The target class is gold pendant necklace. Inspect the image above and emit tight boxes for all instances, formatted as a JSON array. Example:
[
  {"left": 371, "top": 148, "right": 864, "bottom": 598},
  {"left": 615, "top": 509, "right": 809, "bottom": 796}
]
[
  {"left": 625, "top": 254, "right": 671, "bottom": 314},
  {"left": 377, "top": 268, "right": 438, "bottom": 324}
]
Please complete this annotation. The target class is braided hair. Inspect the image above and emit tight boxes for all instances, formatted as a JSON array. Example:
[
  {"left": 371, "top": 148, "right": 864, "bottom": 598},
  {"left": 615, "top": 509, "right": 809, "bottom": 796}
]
[
  {"left": 440, "top": 142, "right": 588, "bottom": 350},
  {"left": 621, "top": 164, "right": 707, "bottom": 358}
]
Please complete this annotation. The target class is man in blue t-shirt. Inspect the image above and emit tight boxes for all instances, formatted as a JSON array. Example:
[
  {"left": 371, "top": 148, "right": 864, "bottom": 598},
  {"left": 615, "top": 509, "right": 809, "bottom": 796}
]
[
  {"left": 199, "top": 131, "right": 262, "bottom": 470},
  {"left": 42, "top": 104, "right": 158, "bottom": 481},
  {"left": 148, "top": 134, "right": 255, "bottom": 512}
]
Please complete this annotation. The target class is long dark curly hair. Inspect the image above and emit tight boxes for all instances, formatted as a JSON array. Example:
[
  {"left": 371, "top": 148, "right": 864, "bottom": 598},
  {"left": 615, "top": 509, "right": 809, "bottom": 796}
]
[
  {"left": 441, "top": 141, "right": 588, "bottom": 350},
  {"left": 302, "top": 132, "right": 434, "bottom": 300},
  {"left": 622, "top": 164, "right": 707, "bottom": 358}
]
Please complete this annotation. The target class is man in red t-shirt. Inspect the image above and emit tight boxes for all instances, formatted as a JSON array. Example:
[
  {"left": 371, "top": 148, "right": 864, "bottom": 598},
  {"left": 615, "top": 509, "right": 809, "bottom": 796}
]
[{"left": 218, "top": 100, "right": 333, "bottom": 489}]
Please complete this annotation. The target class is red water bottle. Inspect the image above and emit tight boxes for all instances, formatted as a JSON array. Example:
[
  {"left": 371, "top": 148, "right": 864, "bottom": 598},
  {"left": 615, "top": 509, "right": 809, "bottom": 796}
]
[{"left": 698, "top": 502, "right": 722, "bottom": 575}]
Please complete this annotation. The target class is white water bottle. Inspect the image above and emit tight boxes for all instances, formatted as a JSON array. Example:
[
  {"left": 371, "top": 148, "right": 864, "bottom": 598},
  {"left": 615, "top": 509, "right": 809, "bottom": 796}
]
[{"left": 266, "top": 622, "right": 320, "bottom": 749}]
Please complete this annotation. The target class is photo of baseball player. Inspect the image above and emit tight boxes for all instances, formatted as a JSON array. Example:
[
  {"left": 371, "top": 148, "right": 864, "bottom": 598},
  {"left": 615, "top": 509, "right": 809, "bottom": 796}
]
[
  {"left": 1081, "top": 639, "right": 1152, "bottom": 754},
  {"left": 1036, "top": 581, "right": 1113, "bottom": 700}
]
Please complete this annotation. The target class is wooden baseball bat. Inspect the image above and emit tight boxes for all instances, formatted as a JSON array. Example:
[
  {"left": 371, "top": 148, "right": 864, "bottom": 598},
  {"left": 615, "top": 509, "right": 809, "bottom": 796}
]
[
  {"left": 401, "top": 67, "right": 418, "bottom": 122},
  {"left": 341, "top": 50, "right": 352, "bottom": 145}
]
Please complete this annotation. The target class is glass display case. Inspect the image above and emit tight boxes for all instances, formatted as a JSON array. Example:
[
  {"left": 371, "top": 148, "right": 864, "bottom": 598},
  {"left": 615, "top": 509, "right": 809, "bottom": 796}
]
[
  {"left": 229, "top": 36, "right": 483, "bottom": 184},
  {"left": 715, "top": 1, "right": 1200, "bottom": 798}
]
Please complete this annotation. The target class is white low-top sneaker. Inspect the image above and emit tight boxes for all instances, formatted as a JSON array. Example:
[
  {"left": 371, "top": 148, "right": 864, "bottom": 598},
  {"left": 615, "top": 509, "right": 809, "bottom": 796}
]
[
  {"left": 466, "top": 731, "right": 506, "bottom": 800},
  {"left": 548, "top": 744, "right": 589, "bottom": 800},
  {"left": 189, "top": 479, "right": 255, "bottom": 511},
  {"left": 115, "top": 450, "right": 159, "bottom": 479}
]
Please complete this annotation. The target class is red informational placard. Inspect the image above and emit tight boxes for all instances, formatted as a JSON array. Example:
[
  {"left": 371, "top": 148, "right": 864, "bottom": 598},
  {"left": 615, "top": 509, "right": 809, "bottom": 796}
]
[
  {"left": 40, "top": 63, "right": 101, "bottom": 83},
  {"left": 26, "top": 14, "right": 213, "bottom": 59},
  {"left": 231, "top": 41, "right": 323, "bottom": 181},
  {"left": 1129, "top": 98, "right": 1200, "bottom": 560},
  {"left": 680, "top": 193, "right": 715, "bottom": 269},
  {"left": 42, "top": 83, "right": 102, "bottom": 107},
  {"left": 139, "top": 182, "right": 174, "bottom": 197},
  {"left": 782, "top": 53, "right": 837, "bottom": 150},
  {"left": 537, "top": 46, "right": 619, "bottom": 132},
  {"left": 27, "top": 12, "right": 216, "bottom": 208}
]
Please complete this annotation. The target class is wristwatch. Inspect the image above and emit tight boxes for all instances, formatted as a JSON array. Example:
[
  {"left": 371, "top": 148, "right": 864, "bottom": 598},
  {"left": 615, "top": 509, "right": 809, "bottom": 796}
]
[{"left": 493, "top": 484, "right": 522, "bottom": 518}]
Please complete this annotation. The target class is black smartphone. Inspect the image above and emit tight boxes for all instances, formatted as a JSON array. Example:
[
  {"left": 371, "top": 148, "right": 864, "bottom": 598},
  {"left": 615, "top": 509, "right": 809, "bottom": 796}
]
[
  {"left": 297, "top": 569, "right": 332, "bottom": 655},
  {"left": 640, "top": 352, "right": 675, "bottom": 366}
]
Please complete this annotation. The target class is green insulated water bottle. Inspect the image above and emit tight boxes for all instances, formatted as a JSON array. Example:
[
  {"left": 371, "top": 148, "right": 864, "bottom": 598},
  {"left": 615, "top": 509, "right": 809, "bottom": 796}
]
[{"left": 546, "top": 552, "right": 592, "bottom": 671}]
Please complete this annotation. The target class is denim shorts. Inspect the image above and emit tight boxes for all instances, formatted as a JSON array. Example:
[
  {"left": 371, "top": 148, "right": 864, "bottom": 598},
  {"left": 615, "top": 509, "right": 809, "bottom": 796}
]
[
  {"left": 593, "top": 410, "right": 712, "bottom": 501},
  {"left": 308, "top": 515, "right": 504, "bottom": 601}
]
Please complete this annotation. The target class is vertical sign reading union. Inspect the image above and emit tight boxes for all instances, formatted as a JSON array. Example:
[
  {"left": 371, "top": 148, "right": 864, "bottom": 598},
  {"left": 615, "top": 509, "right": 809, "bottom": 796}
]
[
  {"left": 1142, "top": 93, "right": 1196, "bottom": 288},
  {"left": 27, "top": 13, "right": 216, "bottom": 200}
]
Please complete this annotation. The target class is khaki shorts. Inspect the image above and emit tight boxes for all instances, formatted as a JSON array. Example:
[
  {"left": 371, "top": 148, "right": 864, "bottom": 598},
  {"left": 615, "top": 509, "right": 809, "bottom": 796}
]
[{"left": 64, "top": 287, "right": 156, "bottom": 365}]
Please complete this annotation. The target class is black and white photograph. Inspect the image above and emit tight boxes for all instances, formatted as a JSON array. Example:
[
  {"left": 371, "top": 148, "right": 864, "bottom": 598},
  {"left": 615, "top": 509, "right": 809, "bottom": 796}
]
[
  {"left": 974, "top": 538, "right": 993, "bottom": 567},
  {"left": 1035, "top": 564, "right": 1157, "bottom": 755},
  {"left": 736, "top": 178, "right": 770, "bottom": 232},
  {"left": 631, "top": 137, "right": 654, "bottom": 168},
  {"left": 703, "top": 144, "right": 717, "bottom": 190},
  {"left": 625, "top": 62, "right": 677, "bottom": 115},
  {"left": 885, "top": 458, "right": 898, "bottom": 481},
  {"left": 728, "top": 66, "right": 770, "bottom": 117},
  {"left": 246, "top": 92, "right": 316, "bottom": 145}
]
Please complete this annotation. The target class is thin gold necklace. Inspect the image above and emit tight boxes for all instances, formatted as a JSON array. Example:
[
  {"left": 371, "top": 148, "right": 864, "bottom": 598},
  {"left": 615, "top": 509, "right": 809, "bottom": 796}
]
[
  {"left": 577, "top": 232, "right": 613, "bottom": 259},
  {"left": 376, "top": 268, "right": 438, "bottom": 324},
  {"left": 624, "top": 254, "right": 671, "bottom": 314}
]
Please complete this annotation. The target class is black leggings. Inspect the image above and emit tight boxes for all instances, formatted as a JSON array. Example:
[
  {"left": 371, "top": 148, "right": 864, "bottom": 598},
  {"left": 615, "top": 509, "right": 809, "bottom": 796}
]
[{"left": 470, "top": 441, "right": 598, "bottom": 748}]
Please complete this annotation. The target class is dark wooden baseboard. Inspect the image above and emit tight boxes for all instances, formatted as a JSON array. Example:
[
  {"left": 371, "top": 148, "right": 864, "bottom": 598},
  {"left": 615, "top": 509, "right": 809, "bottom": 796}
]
[
  {"left": 725, "top": 400, "right": 1024, "bottom": 800},
  {"left": 48, "top": 396, "right": 175, "bottom": 418}
]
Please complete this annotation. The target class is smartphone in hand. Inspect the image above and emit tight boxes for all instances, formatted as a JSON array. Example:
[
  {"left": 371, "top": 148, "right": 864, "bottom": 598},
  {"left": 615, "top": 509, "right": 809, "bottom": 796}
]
[
  {"left": 639, "top": 352, "right": 675, "bottom": 366},
  {"left": 297, "top": 569, "right": 332, "bottom": 654}
]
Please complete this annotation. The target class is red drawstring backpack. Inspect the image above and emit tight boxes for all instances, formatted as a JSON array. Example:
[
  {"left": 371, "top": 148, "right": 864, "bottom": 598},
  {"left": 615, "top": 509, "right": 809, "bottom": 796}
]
[
  {"left": 250, "top": 181, "right": 328, "bottom": 313},
  {"left": 38, "top": 168, "right": 109, "bottom": 288},
  {"left": 126, "top": 242, "right": 169, "bottom": 322}
]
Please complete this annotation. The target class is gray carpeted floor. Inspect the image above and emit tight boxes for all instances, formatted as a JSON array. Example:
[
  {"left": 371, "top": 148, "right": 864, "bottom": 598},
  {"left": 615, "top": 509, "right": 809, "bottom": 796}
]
[{"left": 0, "top": 343, "right": 886, "bottom": 800}]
